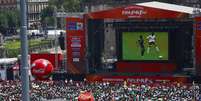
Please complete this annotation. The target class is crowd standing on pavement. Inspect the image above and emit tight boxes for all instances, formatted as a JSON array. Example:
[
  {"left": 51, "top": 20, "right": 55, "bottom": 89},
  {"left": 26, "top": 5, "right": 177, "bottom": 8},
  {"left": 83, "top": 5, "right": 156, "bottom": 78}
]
[{"left": 0, "top": 80, "right": 200, "bottom": 101}]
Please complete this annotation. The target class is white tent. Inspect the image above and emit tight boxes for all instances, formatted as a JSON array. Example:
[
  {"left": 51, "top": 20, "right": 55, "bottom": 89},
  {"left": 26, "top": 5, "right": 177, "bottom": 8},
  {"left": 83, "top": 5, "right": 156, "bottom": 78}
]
[
  {"left": 136, "top": 1, "right": 201, "bottom": 14},
  {"left": 0, "top": 58, "right": 17, "bottom": 65}
]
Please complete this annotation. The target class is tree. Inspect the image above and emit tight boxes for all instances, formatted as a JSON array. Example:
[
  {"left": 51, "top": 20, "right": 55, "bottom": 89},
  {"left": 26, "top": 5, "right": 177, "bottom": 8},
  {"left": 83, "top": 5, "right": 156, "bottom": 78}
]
[
  {"left": 40, "top": 6, "right": 55, "bottom": 27},
  {"left": 62, "top": 0, "right": 81, "bottom": 12},
  {"left": 41, "top": 0, "right": 82, "bottom": 28},
  {"left": 0, "top": 11, "right": 8, "bottom": 35},
  {"left": 40, "top": 6, "right": 57, "bottom": 29},
  {"left": 48, "top": 0, "right": 82, "bottom": 12},
  {"left": 0, "top": 10, "right": 19, "bottom": 35},
  {"left": 6, "top": 10, "right": 20, "bottom": 28}
]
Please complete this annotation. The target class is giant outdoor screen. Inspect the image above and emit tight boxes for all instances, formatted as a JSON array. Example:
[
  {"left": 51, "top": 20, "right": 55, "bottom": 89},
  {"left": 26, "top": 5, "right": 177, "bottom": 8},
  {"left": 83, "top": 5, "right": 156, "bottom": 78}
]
[{"left": 122, "top": 32, "right": 169, "bottom": 60}]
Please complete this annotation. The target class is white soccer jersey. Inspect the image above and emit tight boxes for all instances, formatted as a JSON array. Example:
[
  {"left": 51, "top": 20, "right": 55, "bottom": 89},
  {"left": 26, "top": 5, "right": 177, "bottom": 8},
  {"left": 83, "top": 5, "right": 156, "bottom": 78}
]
[{"left": 147, "top": 35, "right": 156, "bottom": 43}]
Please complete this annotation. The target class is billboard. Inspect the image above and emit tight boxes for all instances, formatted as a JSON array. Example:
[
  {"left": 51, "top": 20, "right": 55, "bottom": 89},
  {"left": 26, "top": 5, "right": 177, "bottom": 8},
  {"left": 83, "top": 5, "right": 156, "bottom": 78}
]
[
  {"left": 66, "top": 17, "right": 86, "bottom": 74},
  {"left": 122, "top": 32, "right": 168, "bottom": 60}
]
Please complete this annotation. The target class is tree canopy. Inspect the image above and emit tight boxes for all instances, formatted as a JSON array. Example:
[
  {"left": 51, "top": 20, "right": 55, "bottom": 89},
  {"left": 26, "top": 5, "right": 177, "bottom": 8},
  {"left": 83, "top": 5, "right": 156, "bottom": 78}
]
[
  {"left": 0, "top": 10, "right": 19, "bottom": 35},
  {"left": 41, "top": 0, "right": 83, "bottom": 28},
  {"left": 48, "top": 0, "right": 82, "bottom": 12}
]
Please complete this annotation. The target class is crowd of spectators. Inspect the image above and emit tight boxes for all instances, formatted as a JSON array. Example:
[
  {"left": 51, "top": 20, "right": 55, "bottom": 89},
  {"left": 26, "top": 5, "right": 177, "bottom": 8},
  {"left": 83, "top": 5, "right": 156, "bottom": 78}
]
[{"left": 0, "top": 80, "right": 200, "bottom": 101}]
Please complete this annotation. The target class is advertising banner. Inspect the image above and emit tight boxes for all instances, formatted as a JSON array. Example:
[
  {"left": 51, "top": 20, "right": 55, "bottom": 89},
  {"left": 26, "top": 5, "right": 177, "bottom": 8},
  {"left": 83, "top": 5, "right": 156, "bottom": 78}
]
[
  {"left": 87, "top": 5, "right": 187, "bottom": 19},
  {"left": 66, "top": 17, "right": 86, "bottom": 74},
  {"left": 86, "top": 75, "right": 188, "bottom": 83}
]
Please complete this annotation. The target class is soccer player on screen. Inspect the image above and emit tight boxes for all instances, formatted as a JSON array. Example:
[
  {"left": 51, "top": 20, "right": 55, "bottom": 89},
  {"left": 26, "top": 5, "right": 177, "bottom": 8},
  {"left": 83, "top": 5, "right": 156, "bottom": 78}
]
[
  {"left": 137, "top": 35, "right": 145, "bottom": 56},
  {"left": 146, "top": 32, "right": 160, "bottom": 54}
]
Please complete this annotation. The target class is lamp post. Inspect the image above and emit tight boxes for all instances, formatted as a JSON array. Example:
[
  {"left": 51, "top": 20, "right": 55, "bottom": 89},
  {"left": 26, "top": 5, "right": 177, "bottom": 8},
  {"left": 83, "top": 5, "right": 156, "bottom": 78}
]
[
  {"left": 54, "top": 6, "right": 58, "bottom": 71},
  {"left": 19, "top": 0, "right": 30, "bottom": 100}
]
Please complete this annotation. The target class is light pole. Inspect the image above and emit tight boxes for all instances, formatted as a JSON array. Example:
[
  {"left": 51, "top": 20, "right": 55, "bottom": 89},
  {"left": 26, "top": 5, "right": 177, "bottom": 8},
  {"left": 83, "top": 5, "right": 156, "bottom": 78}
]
[
  {"left": 61, "top": 6, "right": 67, "bottom": 72},
  {"left": 19, "top": 0, "right": 30, "bottom": 100},
  {"left": 54, "top": 6, "right": 58, "bottom": 71}
]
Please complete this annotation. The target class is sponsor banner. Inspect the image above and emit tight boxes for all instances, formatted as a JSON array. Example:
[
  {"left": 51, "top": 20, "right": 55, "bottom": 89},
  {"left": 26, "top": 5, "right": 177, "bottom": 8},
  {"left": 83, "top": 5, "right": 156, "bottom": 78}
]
[
  {"left": 87, "top": 5, "right": 187, "bottom": 19},
  {"left": 67, "top": 22, "right": 83, "bottom": 30},
  {"left": 66, "top": 17, "right": 86, "bottom": 74},
  {"left": 115, "top": 62, "right": 176, "bottom": 73},
  {"left": 195, "top": 17, "right": 201, "bottom": 76},
  {"left": 86, "top": 75, "right": 188, "bottom": 83}
]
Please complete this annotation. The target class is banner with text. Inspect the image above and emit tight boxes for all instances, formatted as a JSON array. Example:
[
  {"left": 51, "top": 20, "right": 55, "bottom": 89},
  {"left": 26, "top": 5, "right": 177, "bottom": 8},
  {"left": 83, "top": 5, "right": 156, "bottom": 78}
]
[
  {"left": 87, "top": 5, "right": 187, "bottom": 19},
  {"left": 66, "top": 17, "right": 86, "bottom": 74}
]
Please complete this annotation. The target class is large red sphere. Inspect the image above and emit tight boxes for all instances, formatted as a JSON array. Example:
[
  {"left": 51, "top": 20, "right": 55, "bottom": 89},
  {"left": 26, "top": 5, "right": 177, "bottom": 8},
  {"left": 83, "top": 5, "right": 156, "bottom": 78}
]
[
  {"left": 31, "top": 59, "right": 54, "bottom": 80},
  {"left": 78, "top": 91, "right": 95, "bottom": 101}
]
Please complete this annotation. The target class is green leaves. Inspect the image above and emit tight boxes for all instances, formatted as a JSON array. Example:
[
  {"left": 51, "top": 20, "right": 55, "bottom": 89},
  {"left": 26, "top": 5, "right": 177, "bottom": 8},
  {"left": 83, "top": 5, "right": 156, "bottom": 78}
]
[
  {"left": 0, "top": 10, "right": 19, "bottom": 35},
  {"left": 62, "top": 0, "right": 81, "bottom": 12},
  {"left": 41, "top": 0, "right": 82, "bottom": 28},
  {"left": 40, "top": 6, "right": 55, "bottom": 27},
  {"left": 48, "top": 0, "right": 81, "bottom": 12},
  {"left": 0, "top": 13, "right": 8, "bottom": 28}
]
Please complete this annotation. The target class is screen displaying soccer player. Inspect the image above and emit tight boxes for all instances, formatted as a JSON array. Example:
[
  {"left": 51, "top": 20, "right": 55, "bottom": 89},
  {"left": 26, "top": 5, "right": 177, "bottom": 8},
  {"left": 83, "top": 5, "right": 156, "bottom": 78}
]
[{"left": 122, "top": 32, "right": 168, "bottom": 60}]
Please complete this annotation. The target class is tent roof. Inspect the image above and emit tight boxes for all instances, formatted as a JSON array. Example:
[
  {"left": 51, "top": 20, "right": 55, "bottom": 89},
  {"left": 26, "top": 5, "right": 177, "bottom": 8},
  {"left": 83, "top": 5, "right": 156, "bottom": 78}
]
[
  {"left": 136, "top": 1, "right": 200, "bottom": 14},
  {"left": 0, "top": 58, "right": 17, "bottom": 64}
]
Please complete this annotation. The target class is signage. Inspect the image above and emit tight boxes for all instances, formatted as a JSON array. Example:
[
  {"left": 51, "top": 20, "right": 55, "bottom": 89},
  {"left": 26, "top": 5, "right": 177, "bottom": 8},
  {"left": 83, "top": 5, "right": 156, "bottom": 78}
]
[
  {"left": 87, "top": 5, "right": 187, "bottom": 19},
  {"left": 66, "top": 17, "right": 86, "bottom": 74},
  {"left": 67, "top": 22, "right": 83, "bottom": 30},
  {"left": 122, "top": 6, "right": 147, "bottom": 18}
]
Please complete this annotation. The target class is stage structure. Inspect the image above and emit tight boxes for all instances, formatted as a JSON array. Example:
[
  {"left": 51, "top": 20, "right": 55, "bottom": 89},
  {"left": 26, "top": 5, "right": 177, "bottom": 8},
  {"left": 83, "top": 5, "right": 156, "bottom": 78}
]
[
  {"left": 83, "top": 5, "right": 193, "bottom": 73},
  {"left": 64, "top": 4, "right": 201, "bottom": 82}
]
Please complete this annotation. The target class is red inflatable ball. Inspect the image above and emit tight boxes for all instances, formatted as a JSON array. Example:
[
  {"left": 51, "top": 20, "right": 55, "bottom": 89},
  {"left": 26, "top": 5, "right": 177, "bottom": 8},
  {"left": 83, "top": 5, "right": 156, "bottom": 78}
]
[
  {"left": 31, "top": 59, "right": 54, "bottom": 80},
  {"left": 78, "top": 91, "right": 95, "bottom": 101}
]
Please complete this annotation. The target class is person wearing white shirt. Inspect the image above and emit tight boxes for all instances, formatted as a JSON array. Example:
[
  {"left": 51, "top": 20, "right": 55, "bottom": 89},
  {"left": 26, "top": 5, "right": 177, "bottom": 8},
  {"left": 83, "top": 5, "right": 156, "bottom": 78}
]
[{"left": 146, "top": 32, "right": 160, "bottom": 54}]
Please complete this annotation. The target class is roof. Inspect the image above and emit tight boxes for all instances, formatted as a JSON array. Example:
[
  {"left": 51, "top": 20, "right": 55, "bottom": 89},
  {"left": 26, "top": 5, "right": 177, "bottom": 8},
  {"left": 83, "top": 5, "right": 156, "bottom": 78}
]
[
  {"left": 0, "top": 58, "right": 17, "bottom": 64},
  {"left": 136, "top": 1, "right": 200, "bottom": 14}
]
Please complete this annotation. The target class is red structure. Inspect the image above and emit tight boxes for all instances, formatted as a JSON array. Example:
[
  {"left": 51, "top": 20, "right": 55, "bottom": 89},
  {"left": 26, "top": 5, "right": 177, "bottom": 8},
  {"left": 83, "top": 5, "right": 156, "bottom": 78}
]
[
  {"left": 66, "top": 17, "right": 86, "bottom": 74},
  {"left": 195, "top": 17, "right": 201, "bottom": 76},
  {"left": 31, "top": 59, "right": 54, "bottom": 80}
]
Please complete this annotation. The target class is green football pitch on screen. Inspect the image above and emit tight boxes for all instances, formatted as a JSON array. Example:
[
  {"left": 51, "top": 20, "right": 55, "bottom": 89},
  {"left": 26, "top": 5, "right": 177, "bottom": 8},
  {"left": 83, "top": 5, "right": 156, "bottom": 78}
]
[{"left": 122, "top": 32, "right": 168, "bottom": 60}]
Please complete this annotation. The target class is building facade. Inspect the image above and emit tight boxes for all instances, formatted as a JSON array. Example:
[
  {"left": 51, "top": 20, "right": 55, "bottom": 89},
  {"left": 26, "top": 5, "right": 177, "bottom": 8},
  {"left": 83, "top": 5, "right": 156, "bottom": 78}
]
[
  {"left": 0, "top": 0, "right": 49, "bottom": 29},
  {"left": 0, "top": 0, "right": 17, "bottom": 10},
  {"left": 27, "top": 0, "right": 49, "bottom": 29}
]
